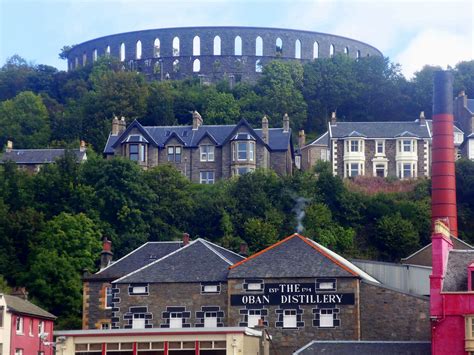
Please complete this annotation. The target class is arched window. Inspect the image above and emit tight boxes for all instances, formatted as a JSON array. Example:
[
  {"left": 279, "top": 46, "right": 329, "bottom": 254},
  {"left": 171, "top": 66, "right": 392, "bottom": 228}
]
[
  {"left": 255, "top": 59, "right": 263, "bottom": 73},
  {"left": 255, "top": 36, "right": 263, "bottom": 56},
  {"left": 193, "top": 59, "right": 201, "bottom": 72},
  {"left": 356, "top": 50, "right": 361, "bottom": 59},
  {"left": 213, "top": 36, "right": 221, "bottom": 55},
  {"left": 173, "top": 59, "right": 180, "bottom": 73},
  {"left": 75, "top": 57, "right": 79, "bottom": 68},
  {"left": 276, "top": 38, "right": 283, "bottom": 55},
  {"left": 329, "top": 44, "right": 335, "bottom": 57},
  {"left": 106, "top": 46, "right": 111, "bottom": 56},
  {"left": 193, "top": 36, "right": 200, "bottom": 56},
  {"left": 172, "top": 37, "right": 180, "bottom": 56},
  {"left": 120, "top": 43, "right": 126, "bottom": 61},
  {"left": 344, "top": 46, "right": 349, "bottom": 56},
  {"left": 82, "top": 52, "right": 87, "bottom": 65},
  {"left": 92, "top": 49, "right": 98, "bottom": 62},
  {"left": 234, "top": 36, "right": 242, "bottom": 55},
  {"left": 154, "top": 38, "right": 160, "bottom": 58},
  {"left": 295, "top": 39, "right": 301, "bottom": 59},
  {"left": 136, "top": 40, "right": 142, "bottom": 60},
  {"left": 313, "top": 42, "right": 319, "bottom": 59}
]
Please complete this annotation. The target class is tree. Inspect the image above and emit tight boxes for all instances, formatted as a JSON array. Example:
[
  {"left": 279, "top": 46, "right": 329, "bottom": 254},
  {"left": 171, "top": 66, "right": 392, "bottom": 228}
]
[
  {"left": 202, "top": 90, "right": 240, "bottom": 125},
  {"left": 144, "top": 81, "right": 177, "bottom": 126},
  {"left": 244, "top": 218, "right": 279, "bottom": 252},
  {"left": 0, "top": 91, "right": 50, "bottom": 148}
]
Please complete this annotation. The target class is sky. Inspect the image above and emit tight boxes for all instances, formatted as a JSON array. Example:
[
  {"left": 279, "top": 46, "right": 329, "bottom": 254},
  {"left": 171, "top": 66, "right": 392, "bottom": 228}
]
[{"left": 0, "top": 0, "right": 472, "bottom": 78}]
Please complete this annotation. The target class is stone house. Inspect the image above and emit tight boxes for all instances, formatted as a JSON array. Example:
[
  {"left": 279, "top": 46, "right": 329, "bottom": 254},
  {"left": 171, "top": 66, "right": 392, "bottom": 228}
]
[
  {"left": 454, "top": 90, "right": 474, "bottom": 160},
  {"left": 103, "top": 113, "right": 294, "bottom": 182},
  {"left": 298, "top": 112, "right": 464, "bottom": 178},
  {"left": 84, "top": 234, "right": 430, "bottom": 355}
]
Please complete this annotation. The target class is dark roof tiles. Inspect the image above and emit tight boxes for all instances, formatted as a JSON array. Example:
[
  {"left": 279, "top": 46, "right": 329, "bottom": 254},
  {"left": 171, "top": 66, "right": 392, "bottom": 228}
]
[
  {"left": 443, "top": 249, "right": 474, "bottom": 292},
  {"left": 4, "top": 295, "right": 56, "bottom": 319},
  {"left": 466, "top": 99, "right": 474, "bottom": 113},
  {"left": 330, "top": 120, "right": 431, "bottom": 139}
]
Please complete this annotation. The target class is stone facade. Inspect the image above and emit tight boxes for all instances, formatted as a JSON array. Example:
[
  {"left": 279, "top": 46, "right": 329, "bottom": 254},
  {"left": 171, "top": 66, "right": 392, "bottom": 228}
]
[
  {"left": 82, "top": 280, "right": 113, "bottom": 330},
  {"left": 359, "top": 282, "right": 430, "bottom": 341},
  {"left": 66, "top": 26, "right": 382, "bottom": 83}
]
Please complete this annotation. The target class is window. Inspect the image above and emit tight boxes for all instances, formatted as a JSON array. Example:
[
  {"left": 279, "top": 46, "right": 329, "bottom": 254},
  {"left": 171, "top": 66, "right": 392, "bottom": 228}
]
[
  {"left": 200, "top": 171, "right": 215, "bottom": 184},
  {"left": 129, "top": 284, "right": 148, "bottom": 295},
  {"left": 0, "top": 306, "right": 3, "bottom": 327},
  {"left": 247, "top": 283, "right": 263, "bottom": 291},
  {"left": 132, "top": 314, "right": 145, "bottom": 329},
  {"left": 276, "top": 38, "right": 283, "bottom": 55},
  {"left": 319, "top": 309, "right": 334, "bottom": 327},
  {"left": 172, "top": 59, "right": 180, "bottom": 73},
  {"left": 200, "top": 145, "right": 215, "bottom": 161},
  {"left": 255, "top": 59, "right": 263, "bottom": 73},
  {"left": 92, "top": 49, "right": 98, "bottom": 62},
  {"left": 106, "top": 45, "right": 111, "bottom": 56},
  {"left": 316, "top": 279, "right": 336, "bottom": 291},
  {"left": 29, "top": 319, "right": 33, "bottom": 336},
  {"left": 344, "top": 46, "right": 349, "bottom": 56},
  {"left": 15, "top": 349, "right": 23, "bottom": 355},
  {"left": 153, "top": 38, "right": 160, "bottom": 57},
  {"left": 350, "top": 140, "right": 359, "bottom": 152},
  {"left": 204, "top": 312, "right": 218, "bottom": 328},
  {"left": 247, "top": 310, "right": 262, "bottom": 328},
  {"left": 167, "top": 146, "right": 182, "bottom": 163},
  {"left": 129, "top": 144, "right": 139, "bottom": 161},
  {"left": 329, "top": 44, "right": 335, "bottom": 57},
  {"left": 376, "top": 141, "right": 384, "bottom": 154},
  {"left": 202, "top": 284, "right": 219, "bottom": 293},
  {"left": 38, "top": 320, "right": 45, "bottom": 336},
  {"left": 136, "top": 40, "right": 142, "bottom": 60},
  {"left": 120, "top": 43, "right": 125, "bottom": 62},
  {"left": 172, "top": 37, "right": 180, "bottom": 56},
  {"left": 16, "top": 316, "right": 23, "bottom": 334},
  {"left": 193, "top": 59, "right": 200, "bottom": 73},
  {"left": 375, "top": 164, "right": 386, "bottom": 177},
  {"left": 348, "top": 163, "right": 361, "bottom": 177},
  {"left": 193, "top": 36, "right": 200, "bottom": 56},
  {"left": 104, "top": 287, "right": 113, "bottom": 308},
  {"left": 283, "top": 310, "right": 297, "bottom": 328},
  {"left": 313, "top": 41, "right": 319, "bottom": 59},
  {"left": 398, "top": 162, "right": 416, "bottom": 179},
  {"left": 295, "top": 39, "right": 301, "bottom": 59},
  {"left": 403, "top": 163, "right": 412, "bottom": 178},
  {"left": 101, "top": 323, "right": 110, "bottom": 330},
  {"left": 403, "top": 140, "right": 412, "bottom": 152},
  {"left": 255, "top": 36, "right": 263, "bottom": 56},
  {"left": 234, "top": 36, "right": 242, "bottom": 56},
  {"left": 169, "top": 312, "right": 182, "bottom": 328},
  {"left": 234, "top": 141, "right": 255, "bottom": 161},
  {"left": 213, "top": 36, "right": 221, "bottom": 55}
]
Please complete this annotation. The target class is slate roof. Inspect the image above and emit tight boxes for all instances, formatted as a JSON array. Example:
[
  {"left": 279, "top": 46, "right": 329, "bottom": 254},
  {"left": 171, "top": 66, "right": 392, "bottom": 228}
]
[
  {"left": 3, "top": 295, "right": 56, "bottom": 319},
  {"left": 228, "top": 234, "right": 378, "bottom": 281},
  {"left": 0, "top": 149, "right": 86, "bottom": 164},
  {"left": 104, "top": 120, "right": 291, "bottom": 154},
  {"left": 329, "top": 120, "right": 431, "bottom": 139},
  {"left": 467, "top": 99, "right": 474, "bottom": 113},
  {"left": 85, "top": 242, "right": 183, "bottom": 280},
  {"left": 308, "top": 131, "right": 329, "bottom": 146},
  {"left": 443, "top": 249, "right": 474, "bottom": 292},
  {"left": 294, "top": 340, "right": 431, "bottom": 355},
  {"left": 114, "top": 239, "right": 244, "bottom": 283}
]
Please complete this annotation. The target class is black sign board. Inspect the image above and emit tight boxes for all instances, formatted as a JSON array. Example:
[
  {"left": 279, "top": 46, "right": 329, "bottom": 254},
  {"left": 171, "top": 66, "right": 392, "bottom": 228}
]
[{"left": 230, "top": 282, "right": 355, "bottom": 306}]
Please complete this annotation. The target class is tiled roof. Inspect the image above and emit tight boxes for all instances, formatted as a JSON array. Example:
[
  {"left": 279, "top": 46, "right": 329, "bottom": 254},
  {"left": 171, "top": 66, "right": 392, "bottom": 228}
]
[
  {"left": 467, "top": 99, "right": 474, "bottom": 113},
  {"left": 86, "top": 242, "right": 183, "bottom": 280},
  {"left": 294, "top": 340, "right": 431, "bottom": 355},
  {"left": 443, "top": 249, "right": 474, "bottom": 292},
  {"left": 114, "top": 239, "right": 244, "bottom": 283},
  {"left": 3, "top": 295, "right": 56, "bottom": 319},
  {"left": 228, "top": 234, "right": 378, "bottom": 281},
  {"left": 344, "top": 130, "right": 367, "bottom": 138},
  {"left": 309, "top": 131, "right": 329, "bottom": 146},
  {"left": 426, "top": 120, "right": 463, "bottom": 134},
  {"left": 329, "top": 120, "right": 431, "bottom": 139},
  {"left": 0, "top": 149, "right": 86, "bottom": 164},
  {"left": 104, "top": 120, "right": 291, "bottom": 154}
]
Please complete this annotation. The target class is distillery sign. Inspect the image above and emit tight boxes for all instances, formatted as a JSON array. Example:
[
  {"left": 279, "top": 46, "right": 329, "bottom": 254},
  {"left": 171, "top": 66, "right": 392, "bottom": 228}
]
[{"left": 230, "top": 283, "right": 355, "bottom": 306}]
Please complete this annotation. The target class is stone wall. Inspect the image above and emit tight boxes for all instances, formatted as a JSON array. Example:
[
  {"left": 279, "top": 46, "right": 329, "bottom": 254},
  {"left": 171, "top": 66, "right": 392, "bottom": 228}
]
[
  {"left": 359, "top": 281, "right": 430, "bottom": 341},
  {"left": 83, "top": 280, "right": 113, "bottom": 329},
  {"left": 67, "top": 26, "right": 382, "bottom": 83}
]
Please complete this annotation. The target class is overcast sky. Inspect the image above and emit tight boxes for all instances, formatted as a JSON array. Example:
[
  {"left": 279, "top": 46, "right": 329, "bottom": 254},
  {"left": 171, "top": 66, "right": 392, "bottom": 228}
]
[{"left": 0, "top": 0, "right": 472, "bottom": 78}]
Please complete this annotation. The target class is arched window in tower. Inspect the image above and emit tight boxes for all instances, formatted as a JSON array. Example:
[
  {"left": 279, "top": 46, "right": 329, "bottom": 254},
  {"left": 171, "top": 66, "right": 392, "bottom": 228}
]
[
  {"left": 344, "top": 46, "right": 349, "bottom": 56},
  {"left": 255, "top": 59, "right": 263, "bottom": 73},
  {"left": 193, "top": 59, "right": 201, "bottom": 72},
  {"left": 255, "top": 36, "right": 263, "bottom": 56},
  {"left": 154, "top": 38, "right": 161, "bottom": 58},
  {"left": 276, "top": 38, "right": 283, "bottom": 56},
  {"left": 120, "top": 43, "right": 126, "bottom": 62},
  {"left": 234, "top": 36, "right": 242, "bottom": 56},
  {"left": 172, "top": 37, "right": 180, "bottom": 57},
  {"left": 213, "top": 36, "right": 221, "bottom": 55},
  {"left": 173, "top": 59, "right": 180, "bottom": 73},
  {"left": 106, "top": 45, "right": 111, "bottom": 56},
  {"left": 313, "top": 41, "right": 319, "bottom": 59},
  {"left": 329, "top": 44, "right": 335, "bottom": 57},
  {"left": 136, "top": 40, "right": 142, "bottom": 60},
  {"left": 193, "top": 36, "right": 200, "bottom": 56},
  {"left": 92, "top": 49, "right": 98, "bottom": 62},
  {"left": 295, "top": 39, "right": 301, "bottom": 59},
  {"left": 82, "top": 52, "right": 87, "bottom": 65},
  {"left": 356, "top": 50, "right": 361, "bottom": 59}
]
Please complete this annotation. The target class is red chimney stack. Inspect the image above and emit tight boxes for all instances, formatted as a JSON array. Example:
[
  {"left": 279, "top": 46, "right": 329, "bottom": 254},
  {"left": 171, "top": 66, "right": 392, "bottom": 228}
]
[
  {"left": 100, "top": 236, "right": 113, "bottom": 269},
  {"left": 431, "top": 71, "right": 458, "bottom": 237},
  {"left": 182, "top": 233, "right": 190, "bottom": 246}
]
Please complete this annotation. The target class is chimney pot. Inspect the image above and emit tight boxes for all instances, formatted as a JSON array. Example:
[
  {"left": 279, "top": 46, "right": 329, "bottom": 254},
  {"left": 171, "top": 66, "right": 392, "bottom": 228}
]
[
  {"left": 283, "top": 113, "right": 290, "bottom": 133},
  {"left": 419, "top": 111, "right": 426, "bottom": 125},
  {"left": 100, "top": 236, "right": 113, "bottom": 270},
  {"left": 192, "top": 111, "right": 203, "bottom": 130},
  {"left": 298, "top": 130, "right": 306, "bottom": 147},
  {"left": 330, "top": 112, "right": 337, "bottom": 126},
  {"left": 262, "top": 115, "right": 269, "bottom": 144},
  {"left": 239, "top": 242, "right": 248, "bottom": 257},
  {"left": 6, "top": 140, "right": 13, "bottom": 152},
  {"left": 182, "top": 233, "right": 190, "bottom": 246},
  {"left": 11, "top": 287, "right": 28, "bottom": 300}
]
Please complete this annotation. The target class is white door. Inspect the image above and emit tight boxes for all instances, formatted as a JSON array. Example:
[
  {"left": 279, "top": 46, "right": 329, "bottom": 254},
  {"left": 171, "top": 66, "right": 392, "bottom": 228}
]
[
  {"left": 204, "top": 313, "right": 217, "bottom": 328},
  {"left": 320, "top": 310, "right": 334, "bottom": 327},
  {"left": 283, "top": 310, "right": 297, "bottom": 328},
  {"left": 169, "top": 313, "right": 182, "bottom": 328}
]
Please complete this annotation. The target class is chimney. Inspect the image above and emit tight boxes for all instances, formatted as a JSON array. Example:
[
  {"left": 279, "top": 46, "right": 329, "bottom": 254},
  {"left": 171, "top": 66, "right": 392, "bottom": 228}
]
[
  {"left": 182, "top": 233, "right": 190, "bottom": 246},
  {"left": 11, "top": 287, "right": 28, "bottom": 300},
  {"left": 80, "top": 140, "right": 86, "bottom": 152},
  {"left": 419, "top": 111, "right": 426, "bottom": 125},
  {"left": 192, "top": 111, "right": 203, "bottom": 130},
  {"left": 330, "top": 112, "right": 337, "bottom": 126},
  {"left": 431, "top": 70, "right": 457, "bottom": 237},
  {"left": 298, "top": 130, "right": 306, "bottom": 148},
  {"left": 283, "top": 113, "right": 290, "bottom": 133},
  {"left": 100, "top": 236, "right": 113, "bottom": 270},
  {"left": 111, "top": 116, "right": 120, "bottom": 135},
  {"left": 239, "top": 242, "right": 248, "bottom": 257},
  {"left": 6, "top": 140, "right": 13, "bottom": 152},
  {"left": 262, "top": 115, "right": 269, "bottom": 144},
  {"left": 119, "top": 116, "right": 126, "bottom": 134}
]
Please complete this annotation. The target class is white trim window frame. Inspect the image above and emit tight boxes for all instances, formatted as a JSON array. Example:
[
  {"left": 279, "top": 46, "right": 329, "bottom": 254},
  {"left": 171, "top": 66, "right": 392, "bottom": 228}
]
[
  {"left": 105, "top": 287, "right": 113, "bottom": 308},
  {"left": 199, "top": 171, "right": 215, "bottom": 184},
  {"left": 204, "top": 312, "right": 218, "bottom": 328},
  {"left": 319, "top": 309, "right": 334, "bottom": 328},
  {"left": 283, "top": 309, "right": 297, "bottom": 328},
  {"left": 247, "top": 309, "right": 262, "bottom": 328},
  {"left": 16, "top": 316, "right": 23, "bottom": 335},
  {"left": 200, "top": 145, "right": 215, "bottom": 162},
  {"left": 169, "top": 312, "right": 183, "bottom": 329},
  {"left": 132, "top": 314, "right": 146, "bottom": 329},
  {"left": 375, "top": 140, "right": 385, "bottom": 155}
]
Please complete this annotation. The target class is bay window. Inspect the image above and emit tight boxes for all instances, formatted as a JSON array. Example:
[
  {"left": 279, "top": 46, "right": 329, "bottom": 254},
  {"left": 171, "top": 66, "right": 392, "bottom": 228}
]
[{"left": 232, "top": 141, "right": 255, "bottom": 162}]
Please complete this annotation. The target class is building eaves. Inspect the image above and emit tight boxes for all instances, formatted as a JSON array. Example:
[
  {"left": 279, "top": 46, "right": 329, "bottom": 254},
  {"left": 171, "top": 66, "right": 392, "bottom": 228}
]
[{"left": 4, "top": 295, "right": 56, "bottom": 320}]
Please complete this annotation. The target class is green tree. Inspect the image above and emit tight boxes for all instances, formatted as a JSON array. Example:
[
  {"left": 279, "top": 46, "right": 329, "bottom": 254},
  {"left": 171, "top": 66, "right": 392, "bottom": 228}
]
[
  {"left": 202, "top": 91, "right": 240, "bottom": 125},
  {"left": 244, "top": 218, "right": 279, "bottom": 252},
  {"left": 0, "top": 91, "right": 50, "bottom": 148}
]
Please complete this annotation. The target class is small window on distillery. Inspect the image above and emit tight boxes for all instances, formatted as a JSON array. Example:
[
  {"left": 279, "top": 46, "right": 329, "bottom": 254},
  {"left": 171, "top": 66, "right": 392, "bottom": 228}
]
[
  {"left": 129, "top": 284, "right": 149, "bottom": 295},
  {"left": 316, "top": 279, "right": 336, "bottom": 291},
  {"left": 201, "top": 283, "right": 220, "bottom": 294}
]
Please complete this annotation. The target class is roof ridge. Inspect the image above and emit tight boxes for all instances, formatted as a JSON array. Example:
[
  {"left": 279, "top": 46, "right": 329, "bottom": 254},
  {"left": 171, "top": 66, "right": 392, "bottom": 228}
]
[
  {"left": 202, "top": 239, "right": 245, "bottom": 260},
  {"left": 200, "top": 239, "right": 233, "bottom": 265},
  {"left": 113, "top": 240, "right": 197, "bottom": 283},
  {"left": 96, "top": 241, "right": 153, "bottom": 274}
]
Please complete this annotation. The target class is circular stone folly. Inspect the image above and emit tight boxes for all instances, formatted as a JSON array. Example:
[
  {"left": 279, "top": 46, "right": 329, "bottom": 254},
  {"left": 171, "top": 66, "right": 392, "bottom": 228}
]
[{"left": 66, "top": 26, "right": 382, "bottom": 83}]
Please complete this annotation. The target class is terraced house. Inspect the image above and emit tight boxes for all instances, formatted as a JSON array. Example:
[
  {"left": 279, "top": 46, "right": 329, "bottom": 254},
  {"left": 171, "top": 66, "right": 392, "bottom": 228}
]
[{"left": 104, "top": 112, "right": 294, "bottom": 182}]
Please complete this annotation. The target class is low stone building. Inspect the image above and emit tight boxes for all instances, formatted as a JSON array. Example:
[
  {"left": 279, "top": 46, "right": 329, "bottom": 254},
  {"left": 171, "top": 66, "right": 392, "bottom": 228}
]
[{"left": 103, "top": 113, "right": 294, "bottom": 182}]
